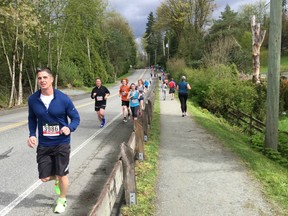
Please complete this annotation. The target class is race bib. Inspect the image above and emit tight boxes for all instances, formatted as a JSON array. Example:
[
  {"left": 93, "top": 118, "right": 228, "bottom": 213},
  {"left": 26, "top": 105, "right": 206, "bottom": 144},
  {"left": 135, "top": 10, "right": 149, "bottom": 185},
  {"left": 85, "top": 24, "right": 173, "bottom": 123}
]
[
  {"left": 43, "top": 123, "right": 60, "bottom": 136},
  {"left": 97, "top": 96, "right": 103, "bottom": 101},
  {"left": 122, "top": 92, "right": 126, "bottom": 96},
  {"left": 132, "top": 99, "right": 138, "bottom": 104}
]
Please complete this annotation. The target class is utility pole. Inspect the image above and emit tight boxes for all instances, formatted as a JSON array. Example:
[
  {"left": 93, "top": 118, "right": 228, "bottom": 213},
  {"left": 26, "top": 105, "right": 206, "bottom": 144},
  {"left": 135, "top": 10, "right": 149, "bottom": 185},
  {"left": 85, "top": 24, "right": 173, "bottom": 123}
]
[{"left": 265, "top": 0, "right": 283, "bottom": 151}]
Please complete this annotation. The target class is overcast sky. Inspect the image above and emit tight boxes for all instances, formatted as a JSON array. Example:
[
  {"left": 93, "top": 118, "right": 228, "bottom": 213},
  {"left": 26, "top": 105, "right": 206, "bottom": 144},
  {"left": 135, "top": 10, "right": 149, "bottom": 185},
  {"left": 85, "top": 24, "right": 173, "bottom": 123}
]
[{"left": 108, "top": 0, "right": 262, "bottom": 39}]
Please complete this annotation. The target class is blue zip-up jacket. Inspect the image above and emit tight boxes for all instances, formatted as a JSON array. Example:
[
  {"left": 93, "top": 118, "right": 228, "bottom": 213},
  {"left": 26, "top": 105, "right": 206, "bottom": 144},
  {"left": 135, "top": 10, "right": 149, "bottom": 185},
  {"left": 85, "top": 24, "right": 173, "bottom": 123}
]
[{"left": 28, "top": 89, "right": 80, "bottom": 146}]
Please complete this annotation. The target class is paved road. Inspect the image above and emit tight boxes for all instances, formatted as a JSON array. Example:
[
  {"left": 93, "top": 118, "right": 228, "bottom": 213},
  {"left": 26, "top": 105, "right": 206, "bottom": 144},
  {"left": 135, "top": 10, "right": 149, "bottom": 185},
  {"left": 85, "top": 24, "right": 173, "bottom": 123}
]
[
  {"left": 0, "top": 69, "right": 150, "bottom": 216},
  {"left": 156, "top": 90, "right": 278, "bottom": 216}
]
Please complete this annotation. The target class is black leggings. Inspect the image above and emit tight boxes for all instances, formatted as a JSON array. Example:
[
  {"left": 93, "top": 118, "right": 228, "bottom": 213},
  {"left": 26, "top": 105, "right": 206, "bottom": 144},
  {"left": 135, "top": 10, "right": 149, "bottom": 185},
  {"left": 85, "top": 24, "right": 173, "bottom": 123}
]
[{"left": 178, "top": 93, "right": 188, "bottom": 113}]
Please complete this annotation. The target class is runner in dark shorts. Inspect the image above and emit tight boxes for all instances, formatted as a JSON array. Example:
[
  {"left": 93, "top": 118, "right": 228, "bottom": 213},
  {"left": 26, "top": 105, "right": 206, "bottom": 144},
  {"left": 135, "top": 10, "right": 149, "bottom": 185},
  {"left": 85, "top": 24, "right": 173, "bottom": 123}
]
[
  {"left": 27, "top": 67, "right": 80, "bottom": 213},
  {"left": 91, "top": 78, "right": 110, "bottom": 128}
]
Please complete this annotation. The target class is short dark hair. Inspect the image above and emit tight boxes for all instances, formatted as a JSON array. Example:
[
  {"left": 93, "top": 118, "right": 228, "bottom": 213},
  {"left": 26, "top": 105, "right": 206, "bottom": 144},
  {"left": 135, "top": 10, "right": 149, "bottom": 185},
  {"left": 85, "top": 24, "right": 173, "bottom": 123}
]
[{"left": 36, "top": 67, "right": 53, "bottom": 76}]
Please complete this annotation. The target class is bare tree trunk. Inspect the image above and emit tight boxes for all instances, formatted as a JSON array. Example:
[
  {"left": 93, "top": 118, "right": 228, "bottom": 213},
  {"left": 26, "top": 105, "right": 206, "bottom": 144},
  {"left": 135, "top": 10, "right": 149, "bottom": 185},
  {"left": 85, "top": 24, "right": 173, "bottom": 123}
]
[
  {"left": 10, "top": 31, "right": 18, "bottom": 107},
  {"left": 251, "top": 15, "right": 266, "bottom": 84},
  {"left": 18, "top": 42, "right": 25, "bottom": 105},
  {"left": 1, "top": 33, "right": 17, "bottom": 108},
  {"left": 55, "top": 12, "right": 68, "bottom": 89},
  {"left": 26, "top": 66, "right": 33, "bottom": 94},
  {"left": 87, "top": 37, "right": 91, "bottom": 66}
]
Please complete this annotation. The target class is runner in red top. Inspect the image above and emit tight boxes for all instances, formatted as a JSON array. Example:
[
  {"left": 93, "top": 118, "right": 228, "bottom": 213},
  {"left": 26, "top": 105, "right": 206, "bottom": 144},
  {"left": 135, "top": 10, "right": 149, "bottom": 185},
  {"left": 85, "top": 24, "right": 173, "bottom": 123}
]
[
  {"left": 168, "top": 78, "right": 176, "bottom": 100},
  {"left": 119, "top": 78, "right": 131, "bottom": 122}
]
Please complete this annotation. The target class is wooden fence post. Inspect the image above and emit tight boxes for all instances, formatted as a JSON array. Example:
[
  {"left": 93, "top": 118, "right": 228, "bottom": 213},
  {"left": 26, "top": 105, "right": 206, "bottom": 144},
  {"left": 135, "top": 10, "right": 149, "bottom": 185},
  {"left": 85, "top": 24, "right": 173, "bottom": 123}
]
[
  {"left": 249, "top": 113, "right": 253, "bottom": 135},
  {"left": 142, "top": 108, "right": 148, "bottom": 142},
  {"left": 120, "top": 142, "right": 137, "bottom": 205},
  {"left": 147, "top": 100, "right": 152, "bottom": 128},
  {"left": 135, "top": 121, "right": 144, "bottom": 160}
]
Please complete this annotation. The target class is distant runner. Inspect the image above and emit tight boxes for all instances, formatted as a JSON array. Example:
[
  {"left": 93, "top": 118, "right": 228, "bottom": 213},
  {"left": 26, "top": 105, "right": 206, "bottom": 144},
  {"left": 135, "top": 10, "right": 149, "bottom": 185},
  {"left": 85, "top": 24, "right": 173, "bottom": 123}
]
[
  {"left": 91, "top": 78, "right": 110, "bottom": 128},
  {"left": 161, "top": 80, "right": 168, "bottom": 100},
  {"left": 137, "top": 79, "right": 146, "bottom": 113},
  {"left": 177, "top": 76, "right": 191, "bottom": 117},
  {"left": 168, "top": 78, "right": 176, "bottom": 100},
  {"left": 128, "top": 83, "right": 140, "bottom": 130},
  {"left": 119, "top": 78, "right": 131, "bottom": 122}
]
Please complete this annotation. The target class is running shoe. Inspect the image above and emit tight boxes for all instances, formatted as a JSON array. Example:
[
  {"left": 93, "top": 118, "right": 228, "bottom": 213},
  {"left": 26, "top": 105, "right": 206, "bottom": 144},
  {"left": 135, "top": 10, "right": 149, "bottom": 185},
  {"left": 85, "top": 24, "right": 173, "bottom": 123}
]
[
  {"left": 128, "top": 110, "right": 131, "bottom": 119},
  {"left": 123, "top": 117, "right": 127, "bottom": 123},
  {"left": 54, "top": 180, "right": 60, "bottom": 196},
  {"left": 54, "top": 197, "right": 67, "bottom": 213},
  {"left": 182, "top": 113, "right": 185, "bottom": 117},
  {"left": 100, "top": 118, "right": 106, "bottom": 128}
]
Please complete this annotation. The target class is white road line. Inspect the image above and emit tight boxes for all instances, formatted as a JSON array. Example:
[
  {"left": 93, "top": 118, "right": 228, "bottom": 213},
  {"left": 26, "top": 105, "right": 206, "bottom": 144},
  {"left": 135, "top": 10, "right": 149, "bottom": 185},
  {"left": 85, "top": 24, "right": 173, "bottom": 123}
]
[
  {"left": 71, "top": 112, "right": 122, "bottom": 157},
  {"left": 0, "top": 112, "right": 122, "bottom": 216}
]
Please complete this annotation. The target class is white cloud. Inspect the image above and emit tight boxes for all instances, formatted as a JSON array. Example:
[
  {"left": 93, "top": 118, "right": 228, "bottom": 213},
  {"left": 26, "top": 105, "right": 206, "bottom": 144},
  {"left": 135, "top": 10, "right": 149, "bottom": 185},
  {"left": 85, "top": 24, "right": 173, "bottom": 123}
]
[{"left": 108, "top": 0, "right": 161, "bottom": 38}]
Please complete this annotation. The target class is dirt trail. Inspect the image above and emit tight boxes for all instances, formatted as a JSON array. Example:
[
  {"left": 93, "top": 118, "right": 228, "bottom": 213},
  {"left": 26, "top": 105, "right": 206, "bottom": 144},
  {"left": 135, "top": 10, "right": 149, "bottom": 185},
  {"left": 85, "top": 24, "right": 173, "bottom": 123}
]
[{"left": 156, "top": 94, "right": 277, "bottom": 216}]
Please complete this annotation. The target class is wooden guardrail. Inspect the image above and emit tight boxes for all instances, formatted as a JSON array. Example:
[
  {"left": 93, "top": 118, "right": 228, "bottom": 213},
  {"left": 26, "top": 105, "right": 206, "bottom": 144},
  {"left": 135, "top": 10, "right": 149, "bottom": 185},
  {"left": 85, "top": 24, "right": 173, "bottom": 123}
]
[
  {"left": 227, "top": 107, "right": 265, "bottom": 133},
  {"left": 89, "top": 78, "right": 157, "bottom": 216},
  {"left": 227, "top": 107, "right": 288, "bottom": 136}
]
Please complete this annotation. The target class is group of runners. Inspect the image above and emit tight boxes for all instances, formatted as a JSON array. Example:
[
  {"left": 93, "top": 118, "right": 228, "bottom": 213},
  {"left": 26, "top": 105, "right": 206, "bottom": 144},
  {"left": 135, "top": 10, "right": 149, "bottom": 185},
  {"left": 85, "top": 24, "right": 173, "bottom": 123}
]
[
  {"left": 161, "top": 75, "right": 191, "bottom": 117},
  {"left": 27, "top": 68, "right": 150, "bottom": 214},
  {"left": 26, "top": 67, "right": 189, "bottom": 214},
  {"left": 91, "top": 77, "right": 149, "bottom": 130}
]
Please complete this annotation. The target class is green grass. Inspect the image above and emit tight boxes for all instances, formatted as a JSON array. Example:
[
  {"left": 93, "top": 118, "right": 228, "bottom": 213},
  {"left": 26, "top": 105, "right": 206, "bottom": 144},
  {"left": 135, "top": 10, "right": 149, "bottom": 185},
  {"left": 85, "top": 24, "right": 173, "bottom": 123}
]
[
  {"left": 121, "top": 87, "right": 160, "bottom": 216},
  {"left": 261, "top": 55, "right": 288, "bottom": 73},
  {"left": 279, "top": 116, "right": 288, "bottom": 132},
  {"left": 188, "top": 103, "right": 288, "bottom": 215}
]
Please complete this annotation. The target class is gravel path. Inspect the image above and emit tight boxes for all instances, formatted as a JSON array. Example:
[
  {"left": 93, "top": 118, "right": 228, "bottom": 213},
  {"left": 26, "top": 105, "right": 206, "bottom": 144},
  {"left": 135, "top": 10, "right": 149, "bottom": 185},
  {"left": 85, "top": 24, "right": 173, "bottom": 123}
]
[{"left": 156, "top": 94, "right": 278, "bottom": 216}]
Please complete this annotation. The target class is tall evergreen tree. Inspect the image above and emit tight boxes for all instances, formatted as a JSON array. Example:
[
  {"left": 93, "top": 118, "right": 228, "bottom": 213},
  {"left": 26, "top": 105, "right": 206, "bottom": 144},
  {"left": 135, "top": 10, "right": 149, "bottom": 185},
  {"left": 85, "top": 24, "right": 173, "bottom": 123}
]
[{"left": 144, "top": 12, "right": 159, "bottom": 66}]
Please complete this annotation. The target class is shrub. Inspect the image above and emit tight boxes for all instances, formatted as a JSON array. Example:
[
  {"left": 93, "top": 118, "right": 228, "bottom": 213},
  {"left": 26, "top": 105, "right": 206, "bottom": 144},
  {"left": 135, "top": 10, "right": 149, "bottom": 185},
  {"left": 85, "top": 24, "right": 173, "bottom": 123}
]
[
  {"left": 166, "top": 58, "right": 186, "bottom": 80},
  {"left": 280, "top": 79, "right": 288, "bottom": 112},
  {"left": 58, "top": 61, "right": 83, "bottom": 87}
]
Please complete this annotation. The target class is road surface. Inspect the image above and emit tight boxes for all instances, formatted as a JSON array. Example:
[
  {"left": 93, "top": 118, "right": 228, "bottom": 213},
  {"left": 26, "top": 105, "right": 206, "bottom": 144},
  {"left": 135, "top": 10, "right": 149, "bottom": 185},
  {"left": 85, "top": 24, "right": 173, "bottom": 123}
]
[{"left": 0, "top": 69, "right": 150, "bottom": 216}]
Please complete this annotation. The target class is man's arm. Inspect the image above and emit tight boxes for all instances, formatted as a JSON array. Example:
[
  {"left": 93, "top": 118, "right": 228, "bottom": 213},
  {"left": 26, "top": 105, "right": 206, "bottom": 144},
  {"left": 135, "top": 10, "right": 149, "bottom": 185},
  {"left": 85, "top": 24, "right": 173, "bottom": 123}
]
[
  {"left": 28, "top": 99, "right": 37, "bottom": 137},
  {"left": 104, "top": 87, "right": 110, "bottom": 100},
  {"left": 66, "top": 99, "right": 80, "bottom": 133},
  {"left": 27, "top": 99, "right": 38, "bottom": 148},
  {"left": 91, "top": 87, "right": 96, "bottom": 99}
]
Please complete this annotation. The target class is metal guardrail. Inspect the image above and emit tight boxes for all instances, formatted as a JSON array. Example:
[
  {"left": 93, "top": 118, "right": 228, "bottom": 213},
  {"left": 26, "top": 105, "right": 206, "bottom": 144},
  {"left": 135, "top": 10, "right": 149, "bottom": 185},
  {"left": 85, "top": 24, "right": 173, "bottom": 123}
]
[{"left": 89, "top": 78, "right": 158, "bottom": 216}]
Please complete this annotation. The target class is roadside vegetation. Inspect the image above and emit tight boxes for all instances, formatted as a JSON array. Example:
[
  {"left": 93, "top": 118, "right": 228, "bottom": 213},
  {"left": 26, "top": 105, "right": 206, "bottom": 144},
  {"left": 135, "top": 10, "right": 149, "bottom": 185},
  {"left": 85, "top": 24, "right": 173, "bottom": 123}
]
[{"left": 0, "top": 0, "right": 138, "bottom": 108}]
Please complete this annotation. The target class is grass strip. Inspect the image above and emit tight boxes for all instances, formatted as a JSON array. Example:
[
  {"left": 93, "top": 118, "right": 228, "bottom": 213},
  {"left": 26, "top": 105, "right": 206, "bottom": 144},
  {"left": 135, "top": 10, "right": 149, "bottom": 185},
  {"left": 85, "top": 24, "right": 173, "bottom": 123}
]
[
  {"left": 188, "top": 103, "right": 288, "bottom": 215},
  {"left": 121, "top": 87, "right": 160, "bottom": 216}
]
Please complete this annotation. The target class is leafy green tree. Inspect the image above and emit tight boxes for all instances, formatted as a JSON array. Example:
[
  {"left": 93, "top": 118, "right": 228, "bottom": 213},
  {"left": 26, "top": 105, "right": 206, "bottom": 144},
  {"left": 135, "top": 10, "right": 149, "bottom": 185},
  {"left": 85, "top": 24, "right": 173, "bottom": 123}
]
[
  {"left": 105, "top": 11, "right": 136, "bottom": 79},
  {"left": 155, "top": 0, "right": 214, "bottom": 65},
  {"left": 144, "top": 12, "right": 159, "bottom": 66},
  {"left": 0, "top": 0, "right": 40, "bottom": 107},
  {"left": 61, "top": 0, "right": 108, "bottom": 86},
  {"left": 207, "top": 5, "right": 239, "bottom": 43}
]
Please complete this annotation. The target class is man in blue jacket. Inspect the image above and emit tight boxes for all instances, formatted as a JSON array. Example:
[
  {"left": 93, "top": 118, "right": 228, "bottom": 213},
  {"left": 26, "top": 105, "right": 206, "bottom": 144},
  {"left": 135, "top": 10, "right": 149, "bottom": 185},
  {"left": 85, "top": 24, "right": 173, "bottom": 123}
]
[{"left": 27, "top": 67, "right": 80, "bottom": 213}]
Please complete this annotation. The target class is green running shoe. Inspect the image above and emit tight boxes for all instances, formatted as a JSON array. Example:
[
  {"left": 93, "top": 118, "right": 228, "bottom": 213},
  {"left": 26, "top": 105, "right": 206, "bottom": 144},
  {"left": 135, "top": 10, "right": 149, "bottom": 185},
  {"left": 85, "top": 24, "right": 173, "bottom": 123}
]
[
  {"left": 54, "top": 197, "right": 67, "bottom": 213},
  {"left": 54, "top": 180, "right": 61, "bottom": 195}
]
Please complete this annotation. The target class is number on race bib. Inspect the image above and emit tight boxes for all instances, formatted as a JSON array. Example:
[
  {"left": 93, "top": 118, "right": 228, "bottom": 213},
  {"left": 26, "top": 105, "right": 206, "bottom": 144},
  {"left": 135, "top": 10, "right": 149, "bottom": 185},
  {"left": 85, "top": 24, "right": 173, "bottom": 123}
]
[{"left": 43, "top": 123, "right": 60, "bottom": 136}]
